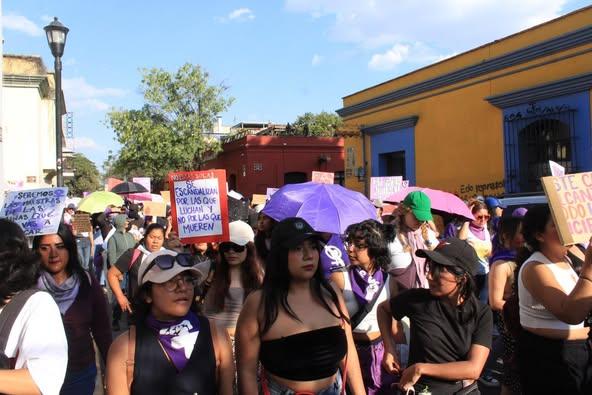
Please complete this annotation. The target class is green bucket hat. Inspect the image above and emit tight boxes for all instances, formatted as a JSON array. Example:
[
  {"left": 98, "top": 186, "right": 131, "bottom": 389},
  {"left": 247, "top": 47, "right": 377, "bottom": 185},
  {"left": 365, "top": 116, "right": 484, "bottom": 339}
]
[{"left": 403, "top": 191, "right": 432, "bottom": 222}]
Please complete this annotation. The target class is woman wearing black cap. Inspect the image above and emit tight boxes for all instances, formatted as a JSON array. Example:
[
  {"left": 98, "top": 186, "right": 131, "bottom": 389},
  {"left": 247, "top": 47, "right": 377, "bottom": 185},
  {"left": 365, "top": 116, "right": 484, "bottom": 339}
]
[
  {"left": 105, "top": 249, "right": 234, "bottom": 395},
  {"left": 377, "top": 238, "right": 493, "bottom": 394},
  {"left": 236, "top": 217, "right": 365, "bottom": 394}
]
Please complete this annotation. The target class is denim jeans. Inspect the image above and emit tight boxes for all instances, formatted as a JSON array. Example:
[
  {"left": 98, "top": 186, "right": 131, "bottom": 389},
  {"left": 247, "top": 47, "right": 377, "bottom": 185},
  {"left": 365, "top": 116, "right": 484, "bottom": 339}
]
[
  {"left": 76, "top": 237, "right": 91, "bottom": 271},
  {"left": 60, "top": 364, "right": 96, "bottom": 395},
  {"left": 263, "top": 372, "right": 342, "bottom": 395}
]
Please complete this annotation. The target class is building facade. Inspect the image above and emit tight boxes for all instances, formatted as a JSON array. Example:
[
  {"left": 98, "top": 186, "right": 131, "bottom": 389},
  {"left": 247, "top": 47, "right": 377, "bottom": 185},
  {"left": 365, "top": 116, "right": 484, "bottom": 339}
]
[
  {"left": 203, "top": 133, "right": 345, "bottom": 199},
  {"left": 1, "top": 55, "right": 66, "bottom": 190},
  {"left": 338, "top": 6, "right": 592, "bottom": 199}
]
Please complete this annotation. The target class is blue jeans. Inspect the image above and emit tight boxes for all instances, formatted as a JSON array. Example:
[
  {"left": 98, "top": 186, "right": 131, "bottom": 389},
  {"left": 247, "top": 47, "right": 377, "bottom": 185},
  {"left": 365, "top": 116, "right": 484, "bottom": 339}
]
[
  {"left": 263, "top": 372, "right": 342, "bottom": 395},
  {"left": 76, "top": 237, "right": 91, "bottom": 271},
  {"left": 60, "top": 364, "right": 96, "bottom": 395}
]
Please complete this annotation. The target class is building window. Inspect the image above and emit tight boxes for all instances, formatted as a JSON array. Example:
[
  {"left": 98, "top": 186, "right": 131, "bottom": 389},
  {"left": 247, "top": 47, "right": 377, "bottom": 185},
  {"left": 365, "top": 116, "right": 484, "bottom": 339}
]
[
  {"left": 253, "top": 163, "right": 263, "bottom": 171},
  {"left": 284, "top": 172, "right": 307, "bottom": 185},
  {"left": 334, "top": 171, "right": 345, "bottom": 186},
  {"left": 504, "top": 103, "right": 576, "bottom": 193}
]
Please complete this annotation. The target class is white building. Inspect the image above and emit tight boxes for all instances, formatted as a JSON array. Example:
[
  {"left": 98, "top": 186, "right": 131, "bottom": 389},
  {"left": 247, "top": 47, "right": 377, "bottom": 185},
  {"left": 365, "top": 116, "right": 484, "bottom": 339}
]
[{"left": 1, "top": 54, "right": 65, "bottom": 190}]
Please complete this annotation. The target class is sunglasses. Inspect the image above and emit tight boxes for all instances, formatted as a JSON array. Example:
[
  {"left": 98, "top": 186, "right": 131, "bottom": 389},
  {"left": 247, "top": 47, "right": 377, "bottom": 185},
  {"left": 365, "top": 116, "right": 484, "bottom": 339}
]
[
  {"left": 475, "top": 214, "right": 491, "bottom": 220},
  {"left": 219, "top": 242, "right": 246, "bottom": 253},
  {"left": 141, "top": 253, "right": 193, "bottom": 283}
]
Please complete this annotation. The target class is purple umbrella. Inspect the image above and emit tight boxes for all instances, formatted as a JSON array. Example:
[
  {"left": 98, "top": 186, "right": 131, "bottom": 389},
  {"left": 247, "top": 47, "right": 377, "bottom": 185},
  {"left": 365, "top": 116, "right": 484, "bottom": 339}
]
[
  {"left": 384, "top": 187, "right": 474, "bottom": 220},
  {"left": 262, "top": 182, "right": 377, "bottom": 234}
]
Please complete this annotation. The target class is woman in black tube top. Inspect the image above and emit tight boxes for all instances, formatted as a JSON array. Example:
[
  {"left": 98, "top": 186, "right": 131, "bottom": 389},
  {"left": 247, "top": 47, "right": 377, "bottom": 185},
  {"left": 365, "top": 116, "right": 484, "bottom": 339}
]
[{"left": 236, "top": 217, "right": 366, "bottom": 394}]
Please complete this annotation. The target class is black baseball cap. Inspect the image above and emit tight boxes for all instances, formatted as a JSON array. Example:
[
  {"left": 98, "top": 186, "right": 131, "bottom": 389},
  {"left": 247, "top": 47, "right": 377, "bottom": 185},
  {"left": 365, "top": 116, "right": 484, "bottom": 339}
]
[
  {"left": 271, "top": 217, "right": 320, "bottom": 249},
  {"left": 415, "top": 237, "right": 479, "bottom": 276}
]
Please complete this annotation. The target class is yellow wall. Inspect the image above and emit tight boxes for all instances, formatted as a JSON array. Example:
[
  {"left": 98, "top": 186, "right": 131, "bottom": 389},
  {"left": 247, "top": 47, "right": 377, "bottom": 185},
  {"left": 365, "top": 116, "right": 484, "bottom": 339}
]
[{"left": 343, "top": 6, "right": 592, "bottom": 198}]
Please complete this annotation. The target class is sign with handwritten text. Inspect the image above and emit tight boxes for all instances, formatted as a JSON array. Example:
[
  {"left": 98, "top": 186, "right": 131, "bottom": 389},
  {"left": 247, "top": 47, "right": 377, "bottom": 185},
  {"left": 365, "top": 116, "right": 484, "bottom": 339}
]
[
  {"left": 370, "top": 176, "right": 404, "bottom": 200},
  {"left": 169, "top": 170, "right": 229, "bottom": 244},
  {"left": 143, "top": 201, "right": 167, "bottom": 218},
  {"left": 542, "top": 172, "right": 592, "bottom": 245},
  {"left": 0, "top": 187, "right": 68, "bottom": 236},
  {"left": 312, "top": 171, "right": 335, "bottom": 184}
]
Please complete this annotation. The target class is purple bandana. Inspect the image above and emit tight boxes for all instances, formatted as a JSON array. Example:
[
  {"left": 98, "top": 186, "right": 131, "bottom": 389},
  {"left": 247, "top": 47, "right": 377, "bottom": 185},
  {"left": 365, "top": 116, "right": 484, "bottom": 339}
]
[
  {"left": 489, "top": 247, "right": 517, "bottom": 264},
  {"left": 320, "top": 234, "right": 351, "bottom": 278},
  {"left": 146, "top": 311, "right": 201, "bottom": 372},
  {"left": 349, "top": 266, "right": 384, "bottom": 306},
  {"left": 469, "top": 223, "right": 487, "bottom": 241}
]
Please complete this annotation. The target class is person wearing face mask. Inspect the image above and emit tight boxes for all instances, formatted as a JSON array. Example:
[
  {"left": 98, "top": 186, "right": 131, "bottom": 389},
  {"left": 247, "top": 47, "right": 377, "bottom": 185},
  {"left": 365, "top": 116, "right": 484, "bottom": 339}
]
[
  {"left": 106, "top": 250, "right": 234, "bottom": 395},
  {"left": 378, "top": 238, "right": 492, "bottom": 394},
  {"left": 459, "top": 199, "right": 493, "bottom": 303},
  {"left": 385, "top": 191, "right": 439, "bottom": 291}
]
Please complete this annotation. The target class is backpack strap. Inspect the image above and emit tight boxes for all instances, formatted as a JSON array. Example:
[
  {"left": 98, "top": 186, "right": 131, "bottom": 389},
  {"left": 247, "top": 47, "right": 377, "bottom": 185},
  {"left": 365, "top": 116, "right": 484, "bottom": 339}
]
[
  {"left": 128, "top": 248, "right": 143, "bottom": 271},
  {"left": 0, "top": 289, "right": 40, "bottom": 353},
  {"left": 349, "top": 273, "right": 388, "bottom": 330}
]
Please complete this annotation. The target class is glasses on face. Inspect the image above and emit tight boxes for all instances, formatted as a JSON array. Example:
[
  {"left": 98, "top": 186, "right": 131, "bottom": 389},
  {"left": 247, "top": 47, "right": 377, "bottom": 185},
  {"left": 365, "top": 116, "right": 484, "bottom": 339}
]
[
  {"left": 141, "top": 253, "right": 193, "bottom": 283},
  {"left": 219, "top": 242, "right": 246, "bottom": 253},
  {"left": 475, "top": 214, "right": 491, "bottom": 221},
  {"left": 161, "top": 274, "right": 199, "bottom": 292},
  {"left": 343, "top": 238, "right": 368, "bottom": 250}
]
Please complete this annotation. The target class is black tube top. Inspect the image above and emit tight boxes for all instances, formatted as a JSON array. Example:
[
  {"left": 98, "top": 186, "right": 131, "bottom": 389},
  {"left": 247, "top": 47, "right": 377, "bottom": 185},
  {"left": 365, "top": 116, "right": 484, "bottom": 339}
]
[{"left": 260, "top": 325, "right": 347, "bottom": 381}]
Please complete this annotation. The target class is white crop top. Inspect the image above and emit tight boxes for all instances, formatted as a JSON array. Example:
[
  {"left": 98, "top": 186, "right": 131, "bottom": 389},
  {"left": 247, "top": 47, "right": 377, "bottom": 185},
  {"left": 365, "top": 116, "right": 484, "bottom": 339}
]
[
  {"left": 342, "top": 271, "right": 390, "bottom": 334},
  {"left": 518, "top": 251, "right": 584, "bottom": 330}
]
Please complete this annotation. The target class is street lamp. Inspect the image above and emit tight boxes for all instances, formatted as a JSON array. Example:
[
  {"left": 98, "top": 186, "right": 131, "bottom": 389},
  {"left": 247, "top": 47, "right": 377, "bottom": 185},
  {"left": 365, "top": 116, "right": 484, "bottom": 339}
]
[{"left": 44, "top": 17, "right": 69, "bottom": 187}]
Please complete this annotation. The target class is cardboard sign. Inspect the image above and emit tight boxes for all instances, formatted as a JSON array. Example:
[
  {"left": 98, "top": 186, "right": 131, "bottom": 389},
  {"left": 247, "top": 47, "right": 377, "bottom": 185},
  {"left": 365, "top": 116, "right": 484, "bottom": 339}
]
[
  {"left": 160, "top": 191, "right": 171, "bottom": 205},
  {"left": 169, "top": 170, "right": 229, "bottom": 244},
  {"left": 252, "top": 194, "right": 267, "bottom": 206},
  {"left": 0, "top": 187, "right": 68, "bottom": 236},
  {"left": 541, "top": 172, "right": 592, "bottom": 245},
  {"left": 312, "top": 171, "right": 335, "bottom": 184},
  {"left": 370, "top": 176, "right": 403, "bottom": 200},
  {"left": 72, "top": 212, "right": 91, "bottom": 234},
  {"left": 143, "top": 201, "right": 167, "bottom": 217}
]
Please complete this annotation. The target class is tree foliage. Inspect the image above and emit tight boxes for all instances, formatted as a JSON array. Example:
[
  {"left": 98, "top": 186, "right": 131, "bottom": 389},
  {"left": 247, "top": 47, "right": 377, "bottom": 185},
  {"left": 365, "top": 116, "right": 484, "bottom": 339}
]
[
  {"left": 292, "top": 111, "right": 343, "bottom": 137},
  {"left": 105, "top": 63, "right": 234, "bottom": 188},
  {"left": 65, "top": 153, "right": 101, "bottom": 196}
]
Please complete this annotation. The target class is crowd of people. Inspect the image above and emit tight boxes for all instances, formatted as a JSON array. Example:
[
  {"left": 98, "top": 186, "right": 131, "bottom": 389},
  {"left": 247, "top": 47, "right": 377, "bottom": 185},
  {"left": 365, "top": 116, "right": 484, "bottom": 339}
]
[{"left": 1, "top": 189, "right": 592, "bottom": 395}]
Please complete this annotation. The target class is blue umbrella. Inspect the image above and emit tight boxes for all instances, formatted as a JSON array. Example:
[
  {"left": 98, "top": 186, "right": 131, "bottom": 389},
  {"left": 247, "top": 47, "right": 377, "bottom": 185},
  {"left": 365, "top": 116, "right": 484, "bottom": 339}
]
[{"left": 262, "top": 182, "right": 377, "bottom": 234}]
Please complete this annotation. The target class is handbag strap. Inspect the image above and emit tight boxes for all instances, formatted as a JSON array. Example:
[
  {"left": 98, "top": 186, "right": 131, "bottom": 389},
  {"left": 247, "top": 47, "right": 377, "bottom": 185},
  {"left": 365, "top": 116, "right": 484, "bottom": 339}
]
[
  {"left": 350, "top": 273, "right": 388, "bottom": 329},
  {"left": 0, "top": 289, "right": 39, "bottom": 353}
]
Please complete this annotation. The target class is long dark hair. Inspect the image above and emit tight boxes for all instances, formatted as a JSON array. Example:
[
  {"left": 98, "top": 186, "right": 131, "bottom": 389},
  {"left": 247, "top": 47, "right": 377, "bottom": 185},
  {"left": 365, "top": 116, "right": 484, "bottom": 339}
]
[
  {"left": 210, "top": 242, "right": 263, "bottom": 311},
  {"left": 254, "top": 213, "right": 276, "bottom": 262},
  {"left": 516, "top": 205, "right": 551, "bottom": 270},
  {"left": 32, "top": 223, "right": 89, "bottom": 284},
  {"left": 497, "top": 217, "right": 523, "bottom": 250},
  {"left": 261, "top": 238, "right": 348, "bottom": 334},
  {"left": 0, "top": 219, "right": 40, "bottom": 305}
]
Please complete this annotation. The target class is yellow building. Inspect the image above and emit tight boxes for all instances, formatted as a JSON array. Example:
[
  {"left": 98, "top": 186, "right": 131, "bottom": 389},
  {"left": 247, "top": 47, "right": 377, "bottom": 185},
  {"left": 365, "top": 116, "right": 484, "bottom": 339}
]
[{"left": 338, "top": 6, "right": 592, "bottom": 200}]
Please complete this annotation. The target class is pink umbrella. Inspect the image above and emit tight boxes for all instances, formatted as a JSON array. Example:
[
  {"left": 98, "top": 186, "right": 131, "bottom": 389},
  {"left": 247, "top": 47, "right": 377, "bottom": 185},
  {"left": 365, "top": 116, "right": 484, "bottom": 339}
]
[{"left": 385, "top": 187, "right": 474, "bottom": 220}]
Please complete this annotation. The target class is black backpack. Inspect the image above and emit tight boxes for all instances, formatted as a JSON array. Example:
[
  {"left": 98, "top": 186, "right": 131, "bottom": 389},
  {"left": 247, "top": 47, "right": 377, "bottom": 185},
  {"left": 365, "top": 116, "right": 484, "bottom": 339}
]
[{"left": 0, "top": 289, "right": 39, "bottom": 369}]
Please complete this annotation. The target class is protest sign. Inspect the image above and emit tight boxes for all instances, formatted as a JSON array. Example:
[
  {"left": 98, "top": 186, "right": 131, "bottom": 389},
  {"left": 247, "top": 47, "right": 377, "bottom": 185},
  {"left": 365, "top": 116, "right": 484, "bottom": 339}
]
[
  {"left": 312, "top": 171, "right": 335, "bottom": 184},
  {"left": 549, "top": 161, "right": 566, "bottom": 177},
  {"left": 266, "top": 188, "right": 279, "bottom": 200},
  {"left": 541, "top": 171, "right": 592, "bottom": 245},
  {"left": 0, "top": 187, "right": 68, "bottom": 236},
  {"left": 72, "top": 212, "right": 91, "bottom": 234},
  {"left": 143, "top": 201, "right": 167, "bottom": 217},
  {"left": 160, "top": 191, "right": 171, "bottom": 205},
  {"left": 370, "top": 176, "right": 403, "bottom": 200},
  {"left": 252, "top": 194, "right": 267, "bottom": 206},
  {"left": 169, "top": 170, "right": 229, "bottom": 244}
]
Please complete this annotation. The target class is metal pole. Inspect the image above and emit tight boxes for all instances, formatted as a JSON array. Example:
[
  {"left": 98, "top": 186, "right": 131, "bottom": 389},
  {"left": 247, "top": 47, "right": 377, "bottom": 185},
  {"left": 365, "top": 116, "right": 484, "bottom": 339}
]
[{"left": 55, "top": 56, "right": 63, "bottom": 187}]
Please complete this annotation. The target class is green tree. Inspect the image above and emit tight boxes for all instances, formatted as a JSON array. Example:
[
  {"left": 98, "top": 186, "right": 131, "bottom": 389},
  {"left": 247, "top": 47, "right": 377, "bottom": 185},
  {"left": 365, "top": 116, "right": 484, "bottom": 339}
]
[
  {"left": 292, "top": 111, "right": 343, "bottom": 137},
  {"left": 106, "top": 63, "right": 234, "bottom": 188},
  {"left": 65, "top": 153, "right": 101, "bottom": 196}
]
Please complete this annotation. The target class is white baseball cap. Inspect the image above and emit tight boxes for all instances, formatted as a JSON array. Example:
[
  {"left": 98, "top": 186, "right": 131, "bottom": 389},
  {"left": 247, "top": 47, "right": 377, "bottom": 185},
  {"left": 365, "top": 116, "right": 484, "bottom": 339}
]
[{"left": 228, "top": 220, "right": 255, "bottom": 246}]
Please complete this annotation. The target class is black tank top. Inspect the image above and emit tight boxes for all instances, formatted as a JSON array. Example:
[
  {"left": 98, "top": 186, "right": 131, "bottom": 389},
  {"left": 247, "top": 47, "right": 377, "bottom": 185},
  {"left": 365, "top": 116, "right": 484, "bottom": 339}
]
[
  {"left": 260, "top": 325, "right": 347, "bottom": 381},
  {"left": 131, "top": 314, "right": 217, "bottom": 395}
]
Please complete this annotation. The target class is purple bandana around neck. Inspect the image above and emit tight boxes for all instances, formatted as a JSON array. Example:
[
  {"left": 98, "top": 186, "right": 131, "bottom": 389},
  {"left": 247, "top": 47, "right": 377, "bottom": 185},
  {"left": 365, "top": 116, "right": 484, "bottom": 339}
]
[
  {"left": 349, "top": 266, "right": 384, "bottom": 306},
  {"left": 469, "top": 222, "right": 487, "bottom": 241},
  {"left": 490, "top": 247, "right": 517, "bottom": 264},
  {"left": 320, "top": 234, "right": 350, "bottom": 277},
  {"left": 145, "top": 311, "right": 201, "bottom": 372}
]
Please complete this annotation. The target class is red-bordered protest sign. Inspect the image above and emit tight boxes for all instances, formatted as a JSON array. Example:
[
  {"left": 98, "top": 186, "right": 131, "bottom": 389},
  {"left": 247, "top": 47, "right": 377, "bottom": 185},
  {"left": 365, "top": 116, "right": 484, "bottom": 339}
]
[{"left": 169, "top": 170, "right": 229, "bottom": 244}]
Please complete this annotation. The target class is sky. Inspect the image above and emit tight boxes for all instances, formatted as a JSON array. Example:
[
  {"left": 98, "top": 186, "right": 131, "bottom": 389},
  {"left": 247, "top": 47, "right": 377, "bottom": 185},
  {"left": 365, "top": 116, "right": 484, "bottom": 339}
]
[{"left": 2, "top": 0, "right": 590, "bottom": 171}]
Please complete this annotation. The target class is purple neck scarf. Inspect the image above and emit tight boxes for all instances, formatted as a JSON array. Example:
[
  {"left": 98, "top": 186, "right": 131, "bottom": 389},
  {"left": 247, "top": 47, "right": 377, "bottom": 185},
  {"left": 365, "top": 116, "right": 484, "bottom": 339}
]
[
  {"left": 146, "top": 311, "right": 201, "bottom": 372},
  {"left": 349, "top": 266, "right": 384, "bottom": 306},
  {"left": 469, "top": 222, "right": 487, "bottom": 241},
  {"left": 490, "top": 247, "right": 517, "bottom": 264}
]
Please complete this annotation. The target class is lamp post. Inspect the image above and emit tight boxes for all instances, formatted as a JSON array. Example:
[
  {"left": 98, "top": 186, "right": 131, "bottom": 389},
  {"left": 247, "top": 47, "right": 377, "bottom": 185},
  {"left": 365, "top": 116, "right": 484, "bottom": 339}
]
[{"left": 44, "top": 17, "right": 69, "bottom": 187}]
